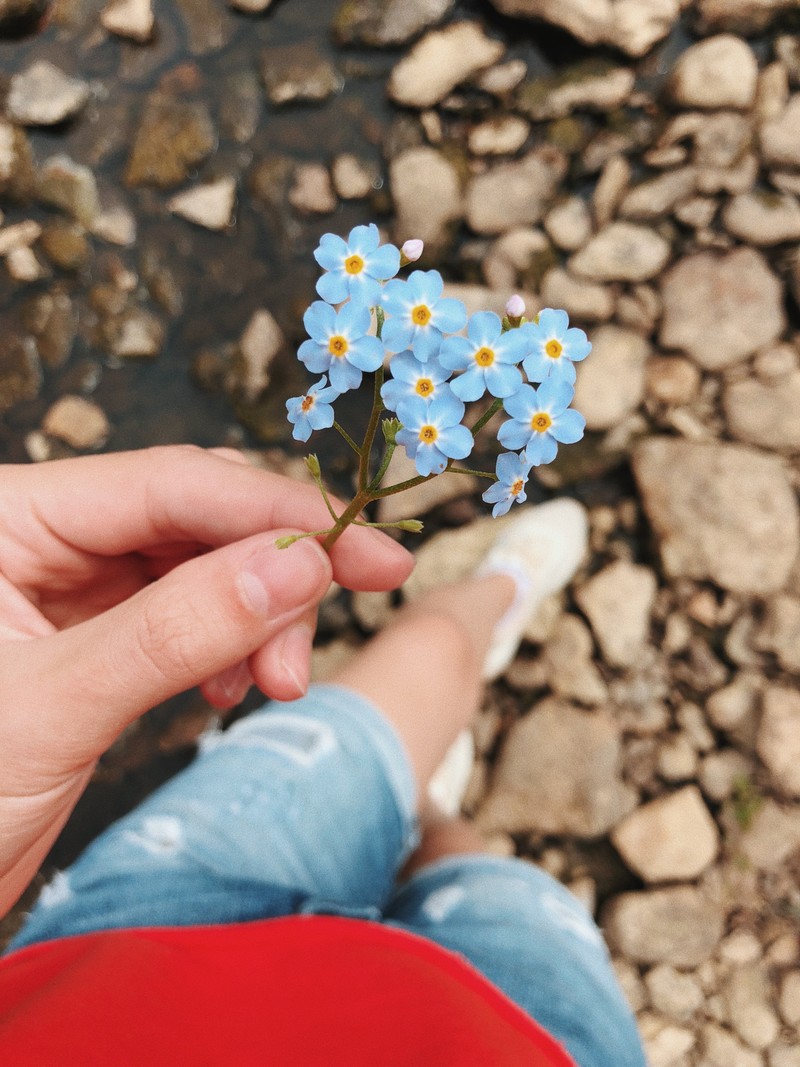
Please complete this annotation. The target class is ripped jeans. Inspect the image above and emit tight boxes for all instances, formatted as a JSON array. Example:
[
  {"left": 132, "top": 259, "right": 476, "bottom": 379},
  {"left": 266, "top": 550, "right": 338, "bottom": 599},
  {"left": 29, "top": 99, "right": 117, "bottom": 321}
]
[{"left": 8, "top": 684, "right": 645, "bottom": 1067}]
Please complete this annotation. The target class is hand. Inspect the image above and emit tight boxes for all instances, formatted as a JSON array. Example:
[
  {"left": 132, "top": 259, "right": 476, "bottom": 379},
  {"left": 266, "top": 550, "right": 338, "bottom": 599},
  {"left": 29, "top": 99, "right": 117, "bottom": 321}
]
[{"left": 0, "top": 445, "right": 414, "bottom": 916}]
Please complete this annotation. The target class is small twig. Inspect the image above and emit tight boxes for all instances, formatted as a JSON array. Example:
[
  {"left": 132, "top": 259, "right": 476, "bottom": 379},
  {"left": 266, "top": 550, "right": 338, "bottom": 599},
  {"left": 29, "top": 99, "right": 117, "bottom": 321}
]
[{"left": 334, "top": 421, "right": 361, "bottom": 455}]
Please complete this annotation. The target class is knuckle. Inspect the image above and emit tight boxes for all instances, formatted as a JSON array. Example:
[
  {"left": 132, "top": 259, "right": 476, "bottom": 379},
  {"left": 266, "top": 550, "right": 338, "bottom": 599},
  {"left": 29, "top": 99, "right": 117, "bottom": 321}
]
[{"left": 131, "top": 593, "right": 206, "bottom": 688}]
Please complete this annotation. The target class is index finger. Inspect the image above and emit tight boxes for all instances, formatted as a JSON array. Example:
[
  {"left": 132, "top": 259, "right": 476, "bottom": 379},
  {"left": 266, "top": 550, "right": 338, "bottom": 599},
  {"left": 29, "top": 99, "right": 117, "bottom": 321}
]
[{"left": 2, "top": 447, "right": 415, "bottom": 592}]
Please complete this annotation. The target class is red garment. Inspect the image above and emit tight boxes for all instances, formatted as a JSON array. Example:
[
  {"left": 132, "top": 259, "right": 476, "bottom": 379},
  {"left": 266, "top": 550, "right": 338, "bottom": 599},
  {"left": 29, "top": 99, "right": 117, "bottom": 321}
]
[{"left": 0, "top": 916, "right": 575, "bottom": 1065}]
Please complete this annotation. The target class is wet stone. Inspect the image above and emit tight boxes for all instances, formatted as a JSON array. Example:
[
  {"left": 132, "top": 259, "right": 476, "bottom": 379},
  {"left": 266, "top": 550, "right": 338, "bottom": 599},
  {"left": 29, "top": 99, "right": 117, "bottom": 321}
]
[
  {"left": 0, "top": 334, "right": 41, "bottom": 413},
  {"left": 332, "top": 0, "right": 454, "bottom": 47},
  {"left": 0, "top": 0, "right": 47, "bottom": 29},
  {"left": 388, "top": 22, "right": 504, "bottom": 109},
  {"left": 174, "top": 0, "right": 233, "bottom": 55},
  {"left": 466, "top": 148, "right": 566, "bottom": 235},
  {"left": 227, "top": 308, "right": 284, "bottom": 402},
  {"left": 125, "top": 95, "right": 216, "bottom": 189},
  {"left": 669, "top": 35, "right": 758, "bottom": 111},
  {"left": 39, "top": 220, "right": 90, "bottom": 271},
  {"left": 633, "top": 439, "right": 800, "bottom": 596},
  {"left": 43, "top": 395, "right": 110, "bottom": 449},
  {"left": 6, "top": 245, "right": 45, "bottom": 282},
  {"left": 168, "top": 177, "right": 236, "bottom": 230},
  {"left": 229, "top": 0, "right": 271, "bottom": 11},
  {"left": 37, "top": 155, "right": 100, "bottom": 228},
  {"left": 101, "top": 0, "right": 154, "bottom": 42},
  {"left": 6, "top": 62, "right": 90, "bottom": 127},
  {"left": 260, "top": 45, "right": 339, "bottom": 106},
  {"left": 517, "top": 61, "right": 635, "bottom": 121},
  {"left": 568, "top": 222, "right": 670, "bottom": 283},
  {"left": 0, "top": 219, "right": 41, "bottom": 256},
  {"left": 390, "top": 147, "right": 461, "bottom": 254}
]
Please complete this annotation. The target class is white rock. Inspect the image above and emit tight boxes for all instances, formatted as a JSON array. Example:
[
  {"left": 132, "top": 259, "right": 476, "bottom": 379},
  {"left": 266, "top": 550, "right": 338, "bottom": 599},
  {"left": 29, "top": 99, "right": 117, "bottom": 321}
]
[
  {"left": 568, "top": 221, "right": 671, "bottom": 282},
  {"left": 592, "top": 156, "right": 631, "bottom": 228},
  {"left": 698, "top": 0, "right": 797, "bottom": 34},
  {"left": 572, "top": 324, "right": 648, "bottom": 429},
  {"left": 112, "top": 310, "right": 163, "bottom": 359},
  {"left": 603, "top": 887, "right": 725, "bottom": 967},
  {"left": 699, "top": 749, "right": 754, "bottom": 802},
  {"left": 37, "top": 154, "right": 100, "bottom": 227},
  {"left": 670, "top": 35, "right": 758, "bottom": 111},
  {"left": 543, "top": 196, "right": 592, "bottom": 251},
  {"left": 7, "top": 61, "right": 90, "bottom": 127},
  {"left": 659, "top": 248, "right": 785, "bottom": 369},
  {"left": 645, "top": 964, "right": 704, "bottom": 1022},
  {"left": 641, "top": 1017, "right": 696, "bottom": 1067},
  {"left": 723, "top": 191, "right": 800, "bottom": 244},
  {"left": 101, "top": 0, "right": 154, "bottom": 42},
  {"left": 619, "top": 167, "right": 696, "bottom": 220},
  {"left": 761, "top": 94, "right": 800, "bottom": 168},
  {"left": 231, "top": 309, "right": 284, "bottom": 401},
  {"left": 612, "top": 786, "right": 719, "bottom": 883},
  {"left": 390, "top": 147, "right": 462, "bottom": 253},
  {"left": 576, "top": 559, "right": 656, "bottom": 667},
  {"left": 542, "top": 613, "right": 608, "bottom": 705},
  {"left": 43, "top": 395, "right": 110, "bottom": 449},
  {"left": 466, "top": 148, "right": 567, "bottom": 234},
  {"left": 539, "top": 269, "right": 614, "bottom": 323},
  {"left": 519, "top": 64, "right": 635, "bottom": 120},
  {"left": 757, "top": 686, "right": 800, "bottom": 798},
  {"left": 467, "top": 115, "right": 529, "bottom": 156},
  {"left": 701, "top": 1023, "right": 762, "bottom": 1067},
  {"left": 0, "top": 219, "right": 41, "bottom": 256},
  {"left": 779, "top": 971, "right": 800, "bottom": 1026},
  {"left": 724, "top": 964, "right": 780, "bottom": 1050},
  {"left": 168, "top": 178, "right": 236, "bottom": 230},
  {"left": 388, "top": 21, "right": 504, "bottom": 108},
  {"left": 740, "top": 799, "right": 800, "bottom": 871},
  {"left": 6, "top": 245, "right": 43, "bottom": 281},
  {"left": 91, "top": 204, "right": 136, "bottom": 246},
  {"left": 724, "top": 370, "right": 800, "bottom": 452},
  {"left": 288, "top": 164, "right": 336, "bottom": 215},
  {"left": 331, "top": 153, "right": 375, "bottom": 200}
]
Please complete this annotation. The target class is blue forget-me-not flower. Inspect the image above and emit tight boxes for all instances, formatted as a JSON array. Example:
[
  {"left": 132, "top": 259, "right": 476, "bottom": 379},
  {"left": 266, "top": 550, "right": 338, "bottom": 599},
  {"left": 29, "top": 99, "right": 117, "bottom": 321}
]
[
  {"left": 381, "top": 270, "right": 467, "bottom": 362},
  {"left": 380, "top": 351, "right": 453, "bottom": 412},
  {"left": 522, "top": 308, "right": 592, "bottom": 387},
  {"left": 396, "top": 392, "right": 474, "bottom": 477},
  {"left": 298, "top": 299, "right": 384, "bottom": 393},
  {"left": 314, "top": 224, "right": 401, "bottom": 306},
  {"left": 482, "top": 452, "right": 533, "bottom": 517},
  {"left": 498, "top": 378, "right": 586, "bottom": 466},
  {"left": 440, "top": 311, "right": 527, "bottom": 402},
  {"left": 286, "top": 376, "right": 339, "bottom": 442}
]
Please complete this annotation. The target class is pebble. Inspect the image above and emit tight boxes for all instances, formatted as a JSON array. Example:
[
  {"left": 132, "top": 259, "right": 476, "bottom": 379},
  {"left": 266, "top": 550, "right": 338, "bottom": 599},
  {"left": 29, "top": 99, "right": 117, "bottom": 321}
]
[
  {"left": 37, "top": 154, "right": 100, "bottom": 227},
  {"left": 542, "top": 613, "right": 608, "bottom": 705},
  {"left": 126, "top": 95, "right": 216, "bottom": 188},
  {"left": 658, "top": 734, "right": 699, "bottom": 782},
  {"left": 482, "top": 227, "right": 550, "bottom": 289},
  {"left": 466, "top": 147, "right": 566, "bottom": 235},
  {"left": 592, "top": 156, "right": 631, "bottom": 228},
  {"left": 0, "top": 335, "right": 41, "bottom": 412},
  {"left": 568, "top": 222, "right": 671, "bottom": 283},
  {"left": 724, "top": 370, "right": 800, "bottom": 452},
  {"left": 698, "top": 0, "right": 797, "bottom": 34},
  {"left": 634, "top": 439, "right": 800, "bottom": 595},
  {"left": 229, "top": 0, "right": 271, "bottom": 11},
  {"left": 723, "top": 965, "right": 780, "bottom": 1050},
  {"left": 771, "top": 1047, "right": 800, "bottom": 1067},
  {"left": 575, "top": 559, "right": 657, "bottom": 667},
  {"left": 6, "top": 61, "right": 90, "bottom": 127},
  {"left": 388, "top": 22, "right": 504, "bottom": 109},
  {"left": 659, "top": 249, "right": 785, "bottom": 369},
  {"left": 700, "top": 1023, "right": 762, "bottom": 1067},
  {"left": 43, "top": 395, "right": 110, "bottom": 449},
  {"left": 288, "top": 163, "right": 336, "bottom": 215},
  {"left": 640, "top": 1016, "right": 695, "bottom": 1067},
  {"left": 760, "top": 94, "right": 800, "bottom": 168},
  {"left": 645, "top": 357, "right": 700, "bottom": 407},
  {"left": 539, "top": 268, "right": 613, "bottom": 323},
  {"left": 611, "top": 786, "right": 719, "bottom": 883},
  {"left": 90, "top": 204, "right": 137, "bottom": 246},
  {"left": 739, "top": 800, "right": 800, "bottom": 871},
  {"left": 602, "top": 886, "right": 725, "bottom": 968},
  {"left": 619, "top": 167, "right": 696, "bottom": 221},
  {"left": 168, "top": 177, "right": 236, "bottom": 230},
  {"left": 779, "top": 971, "right": 800, "bottom": 1026},
  {"left": 572, "top": 325, "right": 649, "bottom": 428},
  {"left": 227, "top": 308, "right": 284, "bottom": 402},
  {"left": 260, "top": 44, "right": 339, "bottom": 106},
  {"left": 0, "top": 219, "right": 41, "bottom": 256},
  {"left": 332, "top": 0, "right": 454, "bottom": 47},
  {"left": 6, "top": 245, "right": 43, "bottom": 281},
  {"left": 331, "top": 154, "right": 376, "bottom": 200},
  {"left": 699, "top": 749, "right": 753, "bottom": 802},
  {"left": 101, "top": 0, "right": 154, "bottom": 41},
  {"left": 467, "top": 115, "right": 529, "bottom": 156},
  {"left": 669, "top": 35, "right": 758, "bottom": 111},
  {"left": 517, "top": 62, "right": 635, "bottom": 121},
  {"left": 756, "top": 686, "right": 800, "bottom": 798},
  {"left": 723, "top": 191, "right": 800, "bottom": 245},
  {"left": 616, "top": 283, "right": 662, "bottom": 334},
  {"left": 40, "top": 220, "right": 90, "bottom": 271},
  {"left": 477, "top": 699, "right": 637, "bottom": 837},
  {"left": 756, "top": 594, "right": 800, "bottom": 673},
  {"left": 645, "top": 964, "right": 704, "bottom": 1022},
  {"left": 111, "top": 309, "right": 163, "bottom": 359},
  {"left": 390, "top": 147, "right": 462, "bottom": 253},
  {"left": 543, "top": 196, "right": 592, "bottom": 251}
]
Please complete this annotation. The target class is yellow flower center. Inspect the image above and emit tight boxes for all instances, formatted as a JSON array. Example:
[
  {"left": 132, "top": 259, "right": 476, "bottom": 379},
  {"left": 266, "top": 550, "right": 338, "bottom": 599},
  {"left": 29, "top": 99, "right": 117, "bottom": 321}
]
[
  {"left": 475, "top": 346, "right": 495, "bottom": 367},
  {"left": 412, "top": 304, "right": 432, "bottom": 326},
  {"left": 419, "top": 424, "right": 438, "bottom": 444},
  {"left": 511, "top": 478, "right": 524, "bottom": 496},
  {"left": 328, "top": 335, "right": 349, "bottom": 358},
  {"left": 531, "top": 412, "right": 552, "bottom": 433},
  {"left": 345, "top": 254, "right": 364, "bottom": 275},
  {"left": 545, "top": 339, "right": 563, "bottom": 360},
  {"left": 301, "top": 395, "right": 315, "bottom": 412},
  {"left": 415, "top": 378, "right": 434, "bottom": 397}
]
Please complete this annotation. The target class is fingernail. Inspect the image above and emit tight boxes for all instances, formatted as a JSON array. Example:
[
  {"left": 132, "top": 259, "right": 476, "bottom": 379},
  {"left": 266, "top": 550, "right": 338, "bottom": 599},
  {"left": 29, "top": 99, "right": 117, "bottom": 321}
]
[
  {"left": 277, "top": 623, "right": 313, "bottom": 697},
  {"left": 217, "top": 660, "right": 252, "bottom": 702},
  {"left": 240, "top": 538, "right": 328, "bottom": 617}
]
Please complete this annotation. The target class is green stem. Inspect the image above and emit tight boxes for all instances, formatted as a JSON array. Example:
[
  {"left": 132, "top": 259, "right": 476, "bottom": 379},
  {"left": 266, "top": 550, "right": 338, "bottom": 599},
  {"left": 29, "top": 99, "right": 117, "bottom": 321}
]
[
  {"left": 358, "top": 368, "right": 385, "bottom": 491},
  {"left": 321, "top": 489, "right": 373, "bottom": 551},
  {"left": 368, "top": 440, "right": 397, "bottom": 491},
  {"left": 470, "top": 397, "right": 504, "bottom": 438},
  {"left": 334, "top": 421, "right": 361, "bottom": 455},
  {"left": 276, "top": 527, "right": 337, "bottom": 549},
  {"left": 449, "top": 466, "right": 497, "bottom": 480},
  {"left": 373, "top": 473, "right": 432, "bottom": 498}
]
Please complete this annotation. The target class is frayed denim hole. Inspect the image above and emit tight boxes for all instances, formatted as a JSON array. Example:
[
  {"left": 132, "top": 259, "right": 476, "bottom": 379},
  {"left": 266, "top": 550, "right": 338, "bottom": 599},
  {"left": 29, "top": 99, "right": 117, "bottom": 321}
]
[
  {"left": 121, "top": 815, "right": 184, "bottom": 858},
  {"left": 214, "top": 713, "right": 338, "bottom": 769}
]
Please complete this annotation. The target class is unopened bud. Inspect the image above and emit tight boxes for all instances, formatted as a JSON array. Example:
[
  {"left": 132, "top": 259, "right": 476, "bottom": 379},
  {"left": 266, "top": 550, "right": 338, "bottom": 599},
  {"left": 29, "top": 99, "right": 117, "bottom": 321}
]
[
  {"left": 304, "top": 453, "right": 321, "bottom": 478},
  {"left": 382, "top": 417, "right": 401, "bottom": 444},
  {"left": 396, "top": 519, "right": 424, "bottom": 533},
  {"left": 505, "top": 294, "right": 525, "bottom": 320},
  {"left": 400, "top": 238, "right": 424, "bottom": 266}
]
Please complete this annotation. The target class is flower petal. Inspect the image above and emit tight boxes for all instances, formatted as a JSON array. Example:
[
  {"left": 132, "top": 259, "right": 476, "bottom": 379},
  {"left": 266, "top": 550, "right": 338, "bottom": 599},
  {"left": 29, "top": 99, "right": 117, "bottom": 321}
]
[
  {"left": 449, "top": 367, "right": 486, "bottom": 402},
  {"left": 314, "top": 233, "right": 348, "bottom": 271},
  {"left": 437, "top": 423, "right": 474, "bottom": 461},
  {"left": 497, "top": 419, "right": 532, "bottom": 451},
  {"left": 298, "top": 339, "right": 330, "bottom": 373},
  {"left": 315, "top": 270, "right": 349, "bottom": 305},
  {"left": 304, "top": 301, "right": 336, "bottom": 342},
  {"left": 433, "top": 297, "right": 467, "bottom": 334},
  {"left": 381, "top": 317, "right": 414, "bottom": 354},
  {"left": 485, "top": 362, "right": 523, "bottom": 399},
  {"left": 525, "top": 433, "right": 558, "bottom": 465},
  {"left": 438, "top": 336, "right": 473, "bottom": 372},
  {"left": 550, "top": 407, "right": 586, "bottom": 444},
  {"left": 367, "top": 243, "right": 401, "bottom": 281},
  {"left": 328, "top": 358, "right": 362, "bottom": 392},
  {"left": 347, "top": 223, "right": 380, "bottom": 255},
  {"left": 347, "top": 335, "right": 385, "bottom": 371}
]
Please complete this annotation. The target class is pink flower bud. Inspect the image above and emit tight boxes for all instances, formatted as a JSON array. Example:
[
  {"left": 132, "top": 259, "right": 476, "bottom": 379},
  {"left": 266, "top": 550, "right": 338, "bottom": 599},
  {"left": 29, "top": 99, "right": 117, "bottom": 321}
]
[
  {"left": 401, "top": 239, "right": 424, "bottom": 263},
  {"left": 505, "top": 294, "right": 525, "bottom": 319}
]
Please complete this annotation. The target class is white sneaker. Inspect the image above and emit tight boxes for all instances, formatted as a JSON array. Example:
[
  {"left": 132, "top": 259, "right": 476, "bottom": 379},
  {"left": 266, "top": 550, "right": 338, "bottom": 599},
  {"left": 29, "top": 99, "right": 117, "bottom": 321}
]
[
  {"left": 478, "top": 498, "right": 588, "bottom": 681},
  {"left": 427, "top": 498, "right": 588, "bottom": 815}
]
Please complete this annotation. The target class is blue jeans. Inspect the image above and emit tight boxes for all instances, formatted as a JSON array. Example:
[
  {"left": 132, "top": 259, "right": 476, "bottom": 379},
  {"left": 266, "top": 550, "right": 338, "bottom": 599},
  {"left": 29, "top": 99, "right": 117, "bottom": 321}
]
[{"left": 9, "top": 685, "right": 645, "bottom": 1067}]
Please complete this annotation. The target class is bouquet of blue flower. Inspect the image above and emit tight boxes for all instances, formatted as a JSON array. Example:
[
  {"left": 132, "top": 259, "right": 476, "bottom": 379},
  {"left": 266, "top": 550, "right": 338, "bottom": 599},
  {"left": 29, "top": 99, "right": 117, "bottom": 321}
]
[{"left": 281, "top": 224, "right": 590, "bottom": 550}]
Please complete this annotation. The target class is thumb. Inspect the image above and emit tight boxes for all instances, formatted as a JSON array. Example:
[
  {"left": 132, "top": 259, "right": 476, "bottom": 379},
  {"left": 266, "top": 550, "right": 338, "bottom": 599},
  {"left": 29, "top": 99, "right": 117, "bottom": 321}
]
[{"left": 1, "top": 532, "right": 331, "bottom": 769}]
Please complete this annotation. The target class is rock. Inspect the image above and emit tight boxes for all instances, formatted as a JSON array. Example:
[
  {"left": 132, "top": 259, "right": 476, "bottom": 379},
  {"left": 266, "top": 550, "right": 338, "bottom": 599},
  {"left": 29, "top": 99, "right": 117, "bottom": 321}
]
[
  {"left": 706, "top": 676, "right": 760, "bottom": 732},
  {"left": 619, "top": 167, "right": 696, "bottom": 221},
  {"left": 657, "top": 733, "right": 699, "bottom": 782},
  {"left": 377, "top": 449, "right": 476, "bottom": 524},
  {"left": 645, "top": 357, "right": 700, "bottom": 407},
  {"left": 0, "top": 120, "right": 35, "bottom": 201},
  {"left": 482, "top": 228, "right": 551, "bottom": 290},
  {"left": 333, "top": 0, "right": 454, "bottom": 47},
  {"left": 168, "top": 177, "right": 236, "bottom": 230},
  {"left": 7, "top": 62, "right": 90, "bottom": 128},
  {"left": 101, "top": 0, "right": 154, "bottom": 41},
  {"left": 5, "top": 246, "right": 43, "bottom": 281},
  {"left": 22, "top": 291, "right": 76, "bottom": 367},
  {"left": 227, "top": 309, "right": 284, "bottom": 401},
  {"left": 539, "top": 269, "right": 613, "bottom": 323},
  {"left": 390, "top": 147, "right": 462, "bottom": 252},
  {"left": 602, "top": 887, "right": 725, "bottom": 967},
  {"left": 592, "top": 156, "right": 631, "bottom": 228},
  {"left": 723, "top": 965, "right": 780, "bottom": 1050},
  {"left": 39, "top": 220, "right": 89, "bottom": 271},
  {"left": 517, "top": 61, "right": 635, "bottom": 121},
  {"left": 659, "top": 249, "right": 785, "bottom": 369},
  {"left": 542, "top": 613, "right": 608, "bottom": 705},
  {"left": 332, "top": 154, "right": 376, "bottom": 200},
  {"left": 640, "top": 1017, "right": 695, "bottom": 1067},
  {"left": 466, "top": 148, "right": 566, "bottom": 234},
  {"left": 476, "top": 59, "right": 527, "bottom": 96},
  {"left": 701, "top": 1024, "right": 762, "bottom": 1067},
  {"left": 723, "top": 191, "right": 800, "bottom": 244},
  {"left": 700, "top": 749, "right": 754, "bottom": 802},
  {"left": 611, "top": 786, "right": 719, "bottom": 883},
  {"left": 90, "top": 204, "right": 136, "bottom": 246},
  {"left": 779, "top": 971, "right": 800, "bottom": 1026},
  {"left": 0, "top": 334, "right": 41, "bottom": 412},
  {"left": 0, "top": 219, "right": 41, "bottom": 256},
  {"left": 0, "top": 0, "right": 46, "bottom": 30},
  {"left": 543, "top": 197, "right": 592, "bottom": 251},
  {"left": 43, "top": 395, "right": 110, "bottom": 449},
  {"left": 575, "top": 560, "right": 656, "bottom": 667},
  {"left": 467, "top": 115, "right": 529, "bottom": 156},
  {"left": 771, "top": 1046, "right": 800, "bottom": 1067},
  {"left": 37, "top": 155, "right": 100, "bottom": 227},
  {"left": 288, "top": 164, "right": 336, "bottom": 215},
  {"left": 572, "top": 325, "right": 649, "bottom": 430},
  {"left": 645, "top": 965, "right": 704, "bottom": 1022},
  {"left": 229, "top": 0, "right": 271, "bottom": 11},
  {"left": 486, "top": 0, "right": 680, "bottom": 58},
  {"left": 724, "top": 371, "right": 800, "bottom": 452},
  {"left": 477, "top": 699, "right": 637, "bottom": 837},
  {"left": 670, "top": 35, "right": 758, "bottom": 111},
  {"left": 111, "top": 309, "right": 163, "bottom": 359},
  {"left": 761, "top": 94, "right": 800, "bottom": 168},
  {"left": 388, "top": 22, "right": 504, "bottom": 109},
  {"left": 568, "top": 222, "right": 671, "bottom": 283},
  {"left": 634, "top": 439, "right": 799, "bottom": 595},
  {"left": 756, "top": 594, "right": 800, "bottom": 672},
  {"left": 174, "top": 0, "right": 232, "bottom": 54},
  {"left": 757, "top": 687, "right": 800, "bottom": 798},
  {"left": 674, "top": 196, "right": 717, "bottom": 229},
  {"left": 697, "top": 0, "right": 798, "bottom": 35},
  {"left": 260, "top": 44, "right": 339, "bottom": 106},
  {"left": 739, "top": 799, "right": 800, "bottom": 871},
  {"left": 125, "top": 95, "right": 216, "bottom": 188}
]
